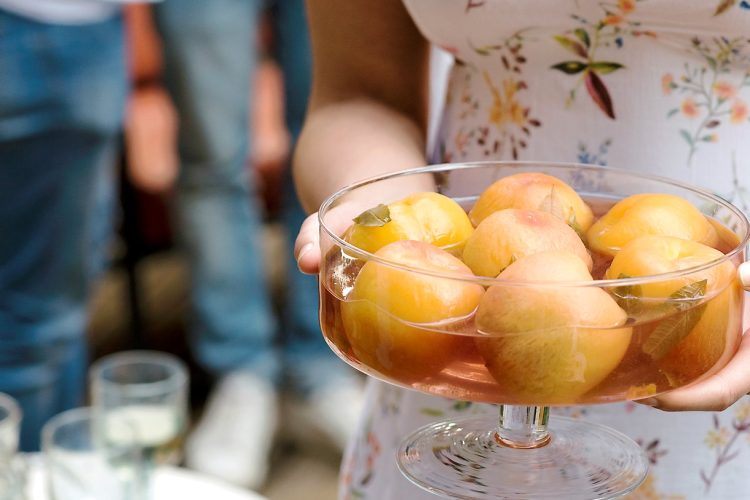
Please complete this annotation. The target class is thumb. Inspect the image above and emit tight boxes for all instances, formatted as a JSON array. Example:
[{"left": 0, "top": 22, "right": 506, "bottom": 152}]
[
  {"left": 294, "top": 201, "right": 367, "bottom": 275},
  {"left": 294, "top": 213, "right": 322, "bottom": 275}
]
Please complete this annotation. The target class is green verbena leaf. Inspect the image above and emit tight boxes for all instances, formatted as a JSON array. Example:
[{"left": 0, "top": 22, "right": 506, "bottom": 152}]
[
  {"left": 643, "top": 304, "right": 708, "bottom": 360},
  {"left": 642, "top": 280, "right": 708, "bottom": 360},
  {"left": 612, "top": 273, "right": 645, "bottom": 316},
  {"left": 567, "top": 212, "right": 586, "bottom": 241},
  {"left": 353, "top": 204, "right": 392, "bottom": 227},
  {"left": 671, "top": 279, "right": 708, "bottom": 302},
  {"left": 538, "top": 186, "right": 567, "bottom": 220}
]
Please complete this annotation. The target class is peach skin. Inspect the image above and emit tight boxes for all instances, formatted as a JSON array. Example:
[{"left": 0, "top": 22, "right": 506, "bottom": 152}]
[
  {"left": 606, "top": 235, "right": 742, "bottom": 388},
  {"left": 462, "top": 208, "right": 592, "bottom": 277},
  {"left": 468, "top": 172, "right": 594, "bottom": 235},
  {"left": 341, "top": 240, "right": 484, "bottom": 382},
  {"left": 343, "top": 192, "right": 473, "bottom": 255},
  {"left": 475, "top": 252, "right": 631, "bottom": 404},
  {"left": 587, "top": 193, "right": 719, "bottom": 257}
]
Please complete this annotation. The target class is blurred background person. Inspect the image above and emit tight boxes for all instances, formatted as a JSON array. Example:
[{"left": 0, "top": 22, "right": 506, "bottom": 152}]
[
  {"left": 120, "top": 0, "right": 364, "bottom": 489},
  {"left": 0, "top": 0, "right": 127, "bottom": 451}
]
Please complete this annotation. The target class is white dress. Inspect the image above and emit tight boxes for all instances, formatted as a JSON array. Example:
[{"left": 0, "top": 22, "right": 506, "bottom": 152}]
[{"left": 339, "top": 1, "right": 750, "bottom": 498}]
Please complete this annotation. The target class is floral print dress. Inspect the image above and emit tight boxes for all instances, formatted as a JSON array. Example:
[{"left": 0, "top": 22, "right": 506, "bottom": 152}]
[{"left": 339, "top": 1, "right": 750, "bottom": 499}]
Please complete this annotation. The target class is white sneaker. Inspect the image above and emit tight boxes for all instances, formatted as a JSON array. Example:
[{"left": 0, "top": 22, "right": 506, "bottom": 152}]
[
  {"left": 284, "top": 378, "right": 365, "bottom": 453},
  {"left": 185, "top": 371, "right": 278, "bottom": 490}
]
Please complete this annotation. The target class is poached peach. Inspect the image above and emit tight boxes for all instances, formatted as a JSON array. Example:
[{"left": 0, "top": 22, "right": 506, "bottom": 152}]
[
  {"left": 468, "top": 172, "right": 594, "bottom": 234},
  {"left": 475, "top": 252, "right": 631, "bottom": 404},
  {"left": 341, "top": 240, "right": 484, "bottom": 381},
  {"left": 606, "top": 235, "right": 741, "bottom": 386},
  {"left": 343, "top": 192, "right": 473, "bottom": 255},
  {"left": 462, "top": 208, "right": 592, "bottom": 277},
  {"left": 587, "top": 194, "right": 719, "bottom": 257}
]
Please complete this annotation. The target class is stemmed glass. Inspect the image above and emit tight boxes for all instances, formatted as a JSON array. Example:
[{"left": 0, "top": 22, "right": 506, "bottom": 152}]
[{"left": 318, "top": 162, "right": 749, "bottom": 499}]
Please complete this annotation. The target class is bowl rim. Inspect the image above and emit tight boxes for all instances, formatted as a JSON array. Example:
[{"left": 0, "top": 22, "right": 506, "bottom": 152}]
[{"left": 318, "top": 161, "right": 750, "bottom": 288}]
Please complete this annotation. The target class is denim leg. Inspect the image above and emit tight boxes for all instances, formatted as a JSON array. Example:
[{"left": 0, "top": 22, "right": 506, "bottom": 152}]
[
  {"left": 154, "top": 0, "right": 280, "bottom": 383},
  {"left": 271, "top": 0, "right": 312, "bottom": 139},
  {"left": 1, "top": 328, "right": 89, "bottom": 452},
  {"left": 271, "top": 0, "right": 354, "bottom": 396},
  {"left": 0, "top": 134, "right": 119, "bottom": 451},
  {"left": 0, "top": 11, "right": 125, "bottom": 451}
]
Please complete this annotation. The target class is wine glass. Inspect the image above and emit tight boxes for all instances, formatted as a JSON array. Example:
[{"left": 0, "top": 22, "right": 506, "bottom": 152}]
[
  {"left": 318, "top": 161, "right": 749, "bottom": 499},
  {"left": 89, "top": 351, "right": 189, "bottom": 498}
]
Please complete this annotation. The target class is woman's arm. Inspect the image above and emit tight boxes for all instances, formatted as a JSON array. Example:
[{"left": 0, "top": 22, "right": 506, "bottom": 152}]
[
  {"left": 293, "top": 0, "right": 436, "bottom": 272},
  {"left": 293, "top": 0, "right": 432, "bottom": 213}
]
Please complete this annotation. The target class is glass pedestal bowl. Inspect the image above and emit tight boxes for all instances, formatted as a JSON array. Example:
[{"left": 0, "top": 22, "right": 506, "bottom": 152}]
[{"left": 318, "top": 162, "right": 749, "bottom": 499}]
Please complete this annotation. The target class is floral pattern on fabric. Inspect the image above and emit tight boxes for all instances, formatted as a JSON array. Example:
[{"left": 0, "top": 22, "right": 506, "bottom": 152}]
[
  {"left": 465, "top": 0, "right": 486, "bottom": 12},
  {"left": 662, "top": 37, "right": 750, "bottom": 166},
  {"left": 714, "top": 0, "right": 750, "bottom": 16},
  {"left": 726, "top": 160, "right": 750, "bottom": 212},
  {"left": 441, "top": 32, "right": 542, "bottom": 162},
  {"left": 550, "top": 0, "right": 646, "bottom": 119},
  {"left": 577, "top": 138, "right": 613, "bottom": 165},
  {"left": 699, "top": 401, "right": 750, "bottom": 493}
]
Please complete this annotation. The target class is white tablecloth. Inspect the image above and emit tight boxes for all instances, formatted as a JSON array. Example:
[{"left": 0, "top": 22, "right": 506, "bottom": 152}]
[{"left": 24, "top": 454, "right": 267, "bottom": 500}]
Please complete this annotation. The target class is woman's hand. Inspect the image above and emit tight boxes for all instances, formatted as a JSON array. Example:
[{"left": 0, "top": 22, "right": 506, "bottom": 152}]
[
  {"left": 294, "top": 200, "right": 373, "bottom": 275},
  {"left": 295, "top": 212, "right": 326, "bottom": 275},
  {"left": 640, "top": 300, "right": 750, "bottom": 411}
]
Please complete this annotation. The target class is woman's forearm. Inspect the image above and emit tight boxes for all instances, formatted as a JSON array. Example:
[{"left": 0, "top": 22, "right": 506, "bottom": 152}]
[
  {"left": 293, "top": 97, "right": 430, "bottom": 213},
  {"left": 294, "top": 0, "right": 432, "bottom": 214}
]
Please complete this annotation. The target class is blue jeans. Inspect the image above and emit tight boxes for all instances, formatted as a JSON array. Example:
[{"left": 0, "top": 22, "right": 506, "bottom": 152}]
[
  {"left": 0, "top": 10, "right": 126, "bottom": 451},
  {"left": 154, "top": 0, "right": 280, "bottom": 382},
  {"left": 154, "top": 0, "right": 352, "bottom": 394}
]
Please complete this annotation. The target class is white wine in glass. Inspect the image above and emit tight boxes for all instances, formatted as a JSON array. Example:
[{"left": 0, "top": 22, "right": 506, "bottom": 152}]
[{"left": 90, "top": 351, "right": 189, "bottom": 498}]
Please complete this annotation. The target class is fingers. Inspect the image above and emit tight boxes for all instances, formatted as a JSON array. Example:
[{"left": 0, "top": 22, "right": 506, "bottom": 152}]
[
  {"left": 640, "top": 330, "right": 750, "bottom": 412},
  {"left": 294, "top": 201, "right": 370, "bottom": 275}
]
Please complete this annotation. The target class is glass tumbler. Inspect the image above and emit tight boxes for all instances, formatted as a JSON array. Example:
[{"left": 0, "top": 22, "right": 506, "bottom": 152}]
[
  {"left": 89, "top": 350, "right": 188, "bottom": 496},
  {"left": 42, "top": 407, "right": 142, "bottom": 500}
]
